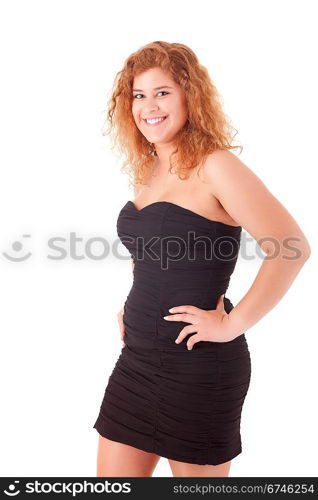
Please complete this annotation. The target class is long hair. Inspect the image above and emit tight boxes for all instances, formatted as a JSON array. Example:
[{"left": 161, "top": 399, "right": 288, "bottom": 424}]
[{"left": 103, "top": 41, "right": 242, "bottom": 187}]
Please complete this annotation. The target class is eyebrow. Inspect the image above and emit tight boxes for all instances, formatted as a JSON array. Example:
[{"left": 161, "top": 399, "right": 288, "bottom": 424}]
[{"left": 132, "top": 85, "right": 174, "bottom": 92}]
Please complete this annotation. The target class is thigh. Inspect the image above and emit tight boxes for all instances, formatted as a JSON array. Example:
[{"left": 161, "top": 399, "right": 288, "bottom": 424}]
[
  {"left": 168, "top": 458, "right": 232, "bottom": 477},
  {"left": 96, "top": 435, "right": 161, "bottom": 477}
]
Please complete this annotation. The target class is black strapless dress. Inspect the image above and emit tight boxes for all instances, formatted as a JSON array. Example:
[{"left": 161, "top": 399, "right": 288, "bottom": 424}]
[{"left": 93, "top": 201, "right": 251, "bottom": 466}]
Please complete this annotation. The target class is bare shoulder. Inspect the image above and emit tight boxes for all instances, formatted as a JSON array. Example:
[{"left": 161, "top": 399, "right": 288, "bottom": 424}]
[
  {"left": 201, "top": 149, "right": 310, "bottom": 256},
  {"left": 202, "top": 149, "right": 254, "bottom": 188},
  {"left": 201, "top": 149, "right": 264, "bottom": 204}
]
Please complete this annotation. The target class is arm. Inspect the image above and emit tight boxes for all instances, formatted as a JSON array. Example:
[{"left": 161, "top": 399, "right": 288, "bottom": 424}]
[{"left": 204, "top": 150, "right": 311, "bottom": 337}]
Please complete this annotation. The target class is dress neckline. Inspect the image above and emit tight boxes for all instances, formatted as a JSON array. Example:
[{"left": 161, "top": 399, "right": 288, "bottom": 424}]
[{"left": 127, "top": 200, "right": 241, "bottom": 229}]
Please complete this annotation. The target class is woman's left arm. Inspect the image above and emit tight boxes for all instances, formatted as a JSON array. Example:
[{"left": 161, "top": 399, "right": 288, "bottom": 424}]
[{"left": 205, "top": 150, "right": 311, "bottom": 338}]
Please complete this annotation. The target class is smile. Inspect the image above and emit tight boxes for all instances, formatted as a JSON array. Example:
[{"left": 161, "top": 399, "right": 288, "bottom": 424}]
[{"left": 143, "top": 116, "right": 168, "bottom": 126}]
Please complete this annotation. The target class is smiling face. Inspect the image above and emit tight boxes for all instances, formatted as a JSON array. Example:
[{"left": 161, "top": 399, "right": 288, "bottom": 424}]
[{"left": 131, "top": 67, "right": 188, "bottom": 149}]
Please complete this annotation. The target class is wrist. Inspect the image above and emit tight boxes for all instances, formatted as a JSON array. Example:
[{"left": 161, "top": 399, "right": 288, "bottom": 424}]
[{"left": 224, "top": 308, "right": 246, "bottom": 338}]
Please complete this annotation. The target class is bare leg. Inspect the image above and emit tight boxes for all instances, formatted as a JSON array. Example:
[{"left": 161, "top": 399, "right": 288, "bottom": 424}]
[
  {"left": 168, "top": 458, "right": 232, "bottom": 477},
  {"left": 96, "top": 435, "right": 161, "bottom": 477}
]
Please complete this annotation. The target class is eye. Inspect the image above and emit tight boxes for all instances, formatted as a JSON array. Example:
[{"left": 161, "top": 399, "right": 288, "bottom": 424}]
[{"left": 133, "top": 91, "right": 169, "bottom": 99}]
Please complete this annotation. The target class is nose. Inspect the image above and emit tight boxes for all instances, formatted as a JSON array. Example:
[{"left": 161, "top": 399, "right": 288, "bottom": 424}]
[
  {"left": 144, "top": 97, "right": 159, "bottom": 114},
  {"left": 146, "top": 106, "right": 159, "bottom": 113},
  {"left": 145, "top": 106, "right": 159, "bottom": 114}
]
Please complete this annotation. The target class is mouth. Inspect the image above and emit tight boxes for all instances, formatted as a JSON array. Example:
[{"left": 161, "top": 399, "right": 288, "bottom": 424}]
[{"left": 142, "top": 116, "right": 168, "bottom": 126}]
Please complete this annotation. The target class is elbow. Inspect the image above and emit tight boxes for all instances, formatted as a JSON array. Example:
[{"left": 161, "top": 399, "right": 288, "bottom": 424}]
[
  {"left": 303, "top": 244, "right": 311, "bottom": 260},
  {"left": 264, "top": 237, "right": 311, "bottom": 262},
  {"left": 290, "top": 232, "right": 311, "bottom": 261},
  {"left": 297, "top": 225, "right": 311, "bottom": 260},
  {"left": 301, "top": 235, "right": 311, "bottom": 260},
  {"left": 298, "top": 239, "right": 311, "bottom": 261}
]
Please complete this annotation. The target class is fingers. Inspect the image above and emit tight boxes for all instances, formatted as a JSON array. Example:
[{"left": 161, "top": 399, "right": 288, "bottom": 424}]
[
  {"left": 117, "top": 314, "right": 125, "bottom": 338},
  {"left": 175, "top": 325, "right": 198, "bottom": 344},
  {"left": 168, "top": 305, "right": 200, "bottom": 315},
  {"left": 186, "top": 333, "right": 202, "bottom": 351},
  {"left": 164, "top": 312, "right": 197, "bottom": 323},
  {"left": 117, "top": 308, "right": 126, "bottom": 343}
]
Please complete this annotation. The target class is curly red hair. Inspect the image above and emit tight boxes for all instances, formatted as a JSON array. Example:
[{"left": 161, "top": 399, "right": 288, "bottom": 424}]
[{"left": 103, "top": 41, "right": 242, "bottom": 187}]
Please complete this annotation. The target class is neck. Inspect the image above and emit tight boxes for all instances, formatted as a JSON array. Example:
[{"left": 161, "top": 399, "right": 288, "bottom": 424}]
[{"left": 152, "top": 142, "right": 177, "bottom": 175}]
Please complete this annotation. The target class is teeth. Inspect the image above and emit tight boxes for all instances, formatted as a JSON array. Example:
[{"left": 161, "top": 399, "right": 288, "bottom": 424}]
[{"left": 145, "top": 117, "right": 166, "bottom": 124}]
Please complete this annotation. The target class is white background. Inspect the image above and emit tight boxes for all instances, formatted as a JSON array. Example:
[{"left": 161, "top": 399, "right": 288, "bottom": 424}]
[{"left": 0, "top": 0, "right": 317, "bottom": 477}]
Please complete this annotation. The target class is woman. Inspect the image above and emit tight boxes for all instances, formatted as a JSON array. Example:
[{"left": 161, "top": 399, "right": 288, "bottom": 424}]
[{"left": 93, "top": 41, "right": 311, "bottom": 477}]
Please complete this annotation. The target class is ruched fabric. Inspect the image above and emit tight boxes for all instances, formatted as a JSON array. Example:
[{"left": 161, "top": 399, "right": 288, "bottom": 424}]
[{"left": 93, "top": 201, "right": 251, "bottom": 466}]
